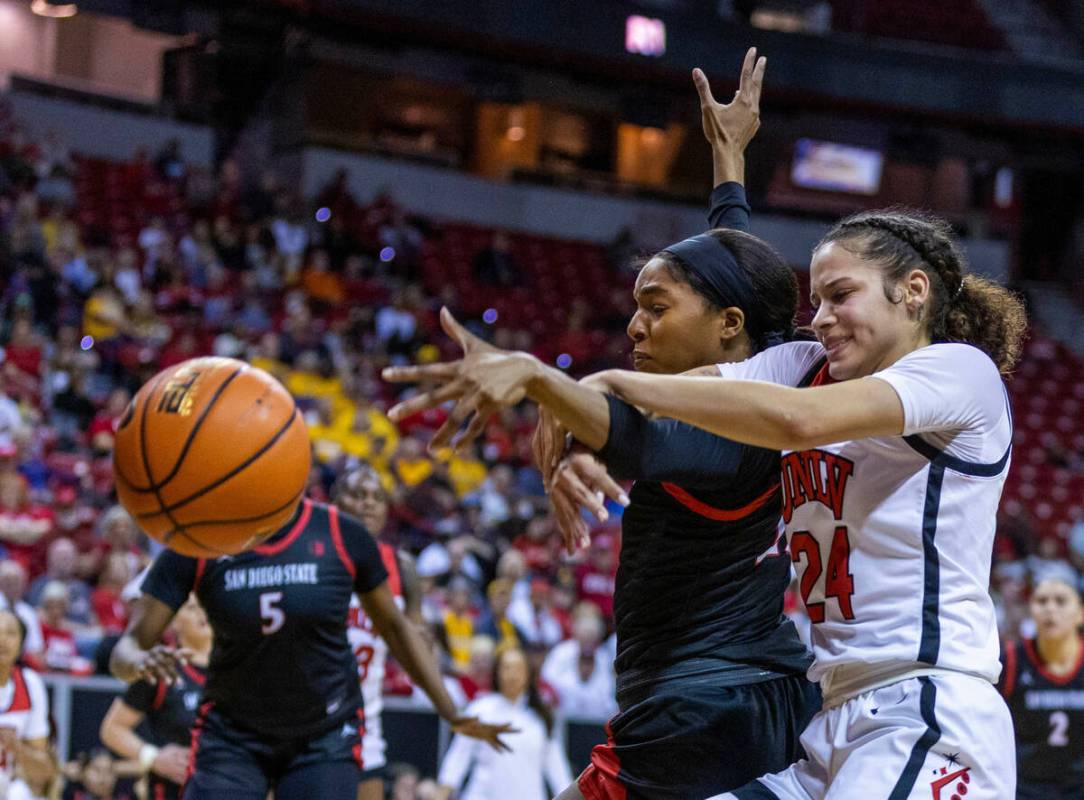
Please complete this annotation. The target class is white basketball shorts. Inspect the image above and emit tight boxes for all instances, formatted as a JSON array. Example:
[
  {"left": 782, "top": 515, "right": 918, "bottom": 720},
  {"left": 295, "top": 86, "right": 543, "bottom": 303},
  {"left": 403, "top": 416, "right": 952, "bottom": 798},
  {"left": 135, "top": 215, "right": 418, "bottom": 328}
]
[{"left": 710, "top": 671, "right": 1015, "bottom": 800}]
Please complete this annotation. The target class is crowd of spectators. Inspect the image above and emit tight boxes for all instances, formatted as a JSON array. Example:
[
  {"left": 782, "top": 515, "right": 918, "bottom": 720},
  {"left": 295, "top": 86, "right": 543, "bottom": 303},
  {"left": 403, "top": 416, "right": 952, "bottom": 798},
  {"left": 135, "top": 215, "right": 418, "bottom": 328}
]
[
  {"left": 0, "top": 105, "right": 622, "bottom": 768},
  {"left": 0, "top": 102, "right": 1081, "bottom": 797}
]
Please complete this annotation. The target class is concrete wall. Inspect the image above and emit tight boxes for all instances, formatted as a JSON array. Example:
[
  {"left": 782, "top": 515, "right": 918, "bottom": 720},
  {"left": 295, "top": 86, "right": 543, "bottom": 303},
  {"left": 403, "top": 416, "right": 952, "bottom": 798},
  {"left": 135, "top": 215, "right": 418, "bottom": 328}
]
[
  {"left": 304, "top": 145, "right": 1011, "bottom": 280},
  {"left": 8, "top": 89, "right": 213, "bottom": 166}
]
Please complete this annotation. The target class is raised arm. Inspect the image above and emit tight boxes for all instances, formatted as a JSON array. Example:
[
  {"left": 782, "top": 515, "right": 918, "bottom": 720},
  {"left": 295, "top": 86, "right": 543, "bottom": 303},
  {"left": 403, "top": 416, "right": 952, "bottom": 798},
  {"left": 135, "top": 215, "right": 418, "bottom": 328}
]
[{"left": 360, "top": 583, "right": 515, "bottom": 751}]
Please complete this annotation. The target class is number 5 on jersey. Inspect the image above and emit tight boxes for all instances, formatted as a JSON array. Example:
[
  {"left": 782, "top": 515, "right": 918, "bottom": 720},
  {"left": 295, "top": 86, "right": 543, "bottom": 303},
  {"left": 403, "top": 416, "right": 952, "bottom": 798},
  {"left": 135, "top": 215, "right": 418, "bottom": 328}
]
[
  {"left": 260, "top": 591, "right": 285, "bottom": 634},
  {"left": 791, "top": 527, "right": 855, "bottom": 623}
]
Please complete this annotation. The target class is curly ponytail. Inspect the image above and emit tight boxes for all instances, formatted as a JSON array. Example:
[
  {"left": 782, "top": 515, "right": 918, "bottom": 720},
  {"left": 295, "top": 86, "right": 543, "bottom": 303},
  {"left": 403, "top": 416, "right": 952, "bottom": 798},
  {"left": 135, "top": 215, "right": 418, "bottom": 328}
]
[{"left": 817, "top": 209, "right": 1027, "bottom": 374}]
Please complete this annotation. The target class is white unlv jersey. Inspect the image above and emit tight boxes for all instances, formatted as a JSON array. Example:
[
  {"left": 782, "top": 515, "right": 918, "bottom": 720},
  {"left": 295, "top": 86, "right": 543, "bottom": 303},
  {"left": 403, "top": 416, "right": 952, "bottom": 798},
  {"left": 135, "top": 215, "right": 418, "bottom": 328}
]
[
  {"left": 347, "top": 542, "right": 404, "bottom": 724},
  {"left": 0, "top": 666, "right": 49, "bottom": 795},
  {"left": 717, "top": 342, "right": 1011, "bottom": 699}
]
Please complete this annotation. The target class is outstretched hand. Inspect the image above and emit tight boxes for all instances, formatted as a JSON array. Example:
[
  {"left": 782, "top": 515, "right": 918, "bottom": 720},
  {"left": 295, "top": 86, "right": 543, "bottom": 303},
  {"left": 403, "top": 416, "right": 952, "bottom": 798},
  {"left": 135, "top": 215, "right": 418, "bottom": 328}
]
[
  {"left": 692, "top": 46, "right": 766, "bottom": 155},
  {"left": 383, "top": 308, "right": 540, "bottom": 452},
  {"left": 450, "top": 716, "right": 520, "bottom": 753}
]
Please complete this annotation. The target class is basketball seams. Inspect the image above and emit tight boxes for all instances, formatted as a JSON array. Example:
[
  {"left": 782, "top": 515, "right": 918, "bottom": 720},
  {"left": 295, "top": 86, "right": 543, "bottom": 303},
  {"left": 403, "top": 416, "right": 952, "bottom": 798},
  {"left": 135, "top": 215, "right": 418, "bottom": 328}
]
[
  {"left": 166, "top": 489, "right": 305, "bottom": 533},
  {"left": 136, "top": 405, "right": 303, "bottom": 521},
  {"left": 120, "top": 365, "right": 247, "bottom": 494},
  {"left": 138, "top": 370, "right": 193, "bottom": 542}
]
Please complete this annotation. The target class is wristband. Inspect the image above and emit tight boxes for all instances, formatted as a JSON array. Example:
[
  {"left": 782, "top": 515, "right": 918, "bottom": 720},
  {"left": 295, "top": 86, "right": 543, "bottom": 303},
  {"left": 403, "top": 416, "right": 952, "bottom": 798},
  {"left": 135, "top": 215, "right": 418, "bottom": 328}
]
[{"left": 138, "top": 743, "right": 160, "bottom": 773}]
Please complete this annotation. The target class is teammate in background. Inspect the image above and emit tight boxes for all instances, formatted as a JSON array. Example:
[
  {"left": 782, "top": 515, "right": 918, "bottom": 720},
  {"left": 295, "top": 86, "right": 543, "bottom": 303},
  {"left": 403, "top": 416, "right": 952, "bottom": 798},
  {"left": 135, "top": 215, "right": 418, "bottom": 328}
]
[
  {"left": 332, "top": 465, "right": 423, "bottom": 800},
  {"left": 382, "top": 182, "right": 1029, "bottom": 794},
  {"left": 0, "top": 609, "right": 57, "bottom": 800},
  {"left": 389, "top": 50, "right": 821, "bottom": 800},
  {"left": 100, "top": 595, "right": 212, "bottom": 800},
  {"left": 1000, "top": 572, "right": 1084, "bottom": 799},
  {"left": 436, "top": 646, "right": 572, "bottom": 800},
  {"left": 110, "top": 497, "right": 513, "bottom": 800}
]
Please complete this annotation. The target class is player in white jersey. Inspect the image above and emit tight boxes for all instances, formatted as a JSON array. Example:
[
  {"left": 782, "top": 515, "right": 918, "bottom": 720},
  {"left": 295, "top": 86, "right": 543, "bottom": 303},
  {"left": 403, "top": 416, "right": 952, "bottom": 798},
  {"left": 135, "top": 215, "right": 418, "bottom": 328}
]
[
  {"left": 0, "top": 610, "right": 56, "bottom": 800},
  {"left": 334, "top": 465, "right": 422, "bottom": 800},
  {"left": 381, "top": 208, "right": 1029, "bottom": 799}
]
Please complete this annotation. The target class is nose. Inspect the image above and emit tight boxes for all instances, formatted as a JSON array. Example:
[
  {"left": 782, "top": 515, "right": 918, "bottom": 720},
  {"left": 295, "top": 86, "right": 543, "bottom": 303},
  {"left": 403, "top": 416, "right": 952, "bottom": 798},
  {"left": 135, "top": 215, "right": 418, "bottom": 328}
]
[
  {"left": 811, "top": 303, "right": 833, "bottom": 333},
  {"left": 627, "top": 310, "right": 647, "bottom": 343}
]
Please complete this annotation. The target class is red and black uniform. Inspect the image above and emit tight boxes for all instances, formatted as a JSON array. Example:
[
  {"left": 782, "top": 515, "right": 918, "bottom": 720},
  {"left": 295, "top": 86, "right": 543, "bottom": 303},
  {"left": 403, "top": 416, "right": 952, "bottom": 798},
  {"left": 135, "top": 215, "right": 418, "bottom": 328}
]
[
  {"left": 141, "top": 498, "right": 388, "bottom": 800},
  {"left": 122, "top": 663, "right": 206, "bottom": 800},
  {"left": 576, "top": 183, "right": 821, "bottom": 800},
  {"left": 1000, "top": 637, "right": 1084, "bottom": 800}
]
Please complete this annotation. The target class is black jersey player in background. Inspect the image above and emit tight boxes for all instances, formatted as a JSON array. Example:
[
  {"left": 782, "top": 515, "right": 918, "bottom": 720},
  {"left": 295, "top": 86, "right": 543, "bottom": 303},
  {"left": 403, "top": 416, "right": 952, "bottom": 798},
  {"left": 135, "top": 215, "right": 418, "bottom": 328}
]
[
  {"left": 332, "top": 464, "right": 424, "bottom": 800},
  {"left": 1000, "top": 572, "right": 1084, "bottom": 800},
  {"left": 101, "top": 595, "right": 210, "bottom": 800},
  {"left": 383, "top": 49, "right": 821, "bottom": 800},
  {"left": 110, "top": 497, "right": 513, "bottom": 800}
]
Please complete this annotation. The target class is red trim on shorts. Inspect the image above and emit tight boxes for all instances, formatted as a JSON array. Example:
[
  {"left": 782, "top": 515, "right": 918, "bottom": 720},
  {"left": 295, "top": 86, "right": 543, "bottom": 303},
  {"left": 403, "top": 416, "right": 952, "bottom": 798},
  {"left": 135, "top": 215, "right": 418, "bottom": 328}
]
[
  {"left": 661, "top": 481, "right": 779, "bottom": 522},
  {"left": 328, "top": 505, "right": 356, "bottom": 578},
  {"left": 1022, "top": 635, "right": 1084, "bottom": 686},
  {"left": 577, "top": 721, "right": 627, "bottom": 800},
  {"left": 5, "top": 667, "right": 31, "bottom": 713},
  {"left": 182, "top": 700, "right": 214, "bottom": 793},
  {"left": 352, "top": 706, "right": 366, "bottom": 770},
  {"left": 152, "top": 679, "right": 169, "bottom": 711},
  {"left": 193, "top": 559, "right": 206, "bottom": 593},
  {"left": 255, "top": 499, "right": 313, "bottom": 556},
  {"left": 154, "top": 781, "right": 165, "bottom": 800},
  {"left": 1000, "top": 639, "right": 1017, "bottom": 698},
  {"left": 379, "top": 542, "right": 401, "bottom": 597}
]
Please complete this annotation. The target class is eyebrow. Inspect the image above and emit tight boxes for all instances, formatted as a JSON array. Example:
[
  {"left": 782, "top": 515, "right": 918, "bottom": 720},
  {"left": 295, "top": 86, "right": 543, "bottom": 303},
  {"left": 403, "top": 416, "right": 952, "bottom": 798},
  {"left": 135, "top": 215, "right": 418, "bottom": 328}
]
[
  {"left": 634, "top": 283, "right": 673, "bottom": 300},
  {"left": 810, "top": 276, "right": 851, "bottom": 302}
]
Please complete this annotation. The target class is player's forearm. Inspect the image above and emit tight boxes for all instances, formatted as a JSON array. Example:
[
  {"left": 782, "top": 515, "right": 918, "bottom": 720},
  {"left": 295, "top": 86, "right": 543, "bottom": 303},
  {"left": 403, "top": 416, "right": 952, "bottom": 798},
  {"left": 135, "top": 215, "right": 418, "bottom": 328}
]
[
  {"left": 597, "top": 370, "right": 808, "bottom": 451},
  {"left": 14, "top": 742, "right": 56, "bottom": 786},
  {"left": 382, "top": 617, "right": 458, "bottom": 721},
  {"left": 524, "top": 367, "right": 611, "bottom": 452},
  {"left": 712, "top": 147, "right": 745, "bottom": 188},
  {"left": 99, "top": 719, "right": 145, "bottom": 761}
]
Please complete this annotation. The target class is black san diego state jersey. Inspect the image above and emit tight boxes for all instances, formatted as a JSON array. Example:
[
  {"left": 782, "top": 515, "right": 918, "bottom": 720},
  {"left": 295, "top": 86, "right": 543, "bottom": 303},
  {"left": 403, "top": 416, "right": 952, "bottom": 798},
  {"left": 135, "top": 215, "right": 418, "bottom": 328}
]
[
  {"left": 1000, "top": 637, "right": 1084, "bottom": 795},
  {"left": 141, "top": 498, "right": 388, "bottom": 740}
]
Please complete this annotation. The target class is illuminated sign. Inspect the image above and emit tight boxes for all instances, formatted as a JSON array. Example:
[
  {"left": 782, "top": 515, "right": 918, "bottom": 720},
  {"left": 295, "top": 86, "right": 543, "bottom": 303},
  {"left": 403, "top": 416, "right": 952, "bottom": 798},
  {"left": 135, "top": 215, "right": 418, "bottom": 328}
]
[{"left": 626, "top": 15, "right": 665, "bottom": 57}]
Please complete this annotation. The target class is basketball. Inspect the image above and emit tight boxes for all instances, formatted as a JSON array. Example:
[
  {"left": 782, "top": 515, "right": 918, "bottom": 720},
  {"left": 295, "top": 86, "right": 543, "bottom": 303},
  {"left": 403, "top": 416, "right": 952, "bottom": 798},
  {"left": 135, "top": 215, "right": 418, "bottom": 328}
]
[{"left": 112, "top": 357, "right": 312, "bottom": 558}]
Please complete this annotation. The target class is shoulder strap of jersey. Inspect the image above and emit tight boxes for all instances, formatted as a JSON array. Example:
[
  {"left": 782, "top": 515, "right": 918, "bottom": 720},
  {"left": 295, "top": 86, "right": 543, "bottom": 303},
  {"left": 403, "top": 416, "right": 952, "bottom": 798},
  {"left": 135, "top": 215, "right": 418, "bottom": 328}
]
[
  {"left": 327, "top": 504, "right": 357, "bottom": 579},
  {"left": 798, "top": 356, "right": 831, "bottom": 388},
  {"left": 152, "top": 679, "right": 169, "bottom": 711},
  {"left": 193, "top": 559, "right": 206, "bottom": 593},
  {"left": 7, "top": 666, "right": 31, "bottom": 713},
  {"left": 1000, "top": 639, "right": 1017, "bottom": 698},
  {"left": 378, "top": 543, "right": 402, "bottom": 597}
]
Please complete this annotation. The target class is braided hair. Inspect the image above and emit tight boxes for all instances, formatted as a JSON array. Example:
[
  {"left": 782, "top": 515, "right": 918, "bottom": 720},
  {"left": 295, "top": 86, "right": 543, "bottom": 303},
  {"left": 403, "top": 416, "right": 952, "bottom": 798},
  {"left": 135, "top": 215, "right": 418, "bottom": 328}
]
[{"left": 817, "top": 209, "right": 1027, "bottom": 375}]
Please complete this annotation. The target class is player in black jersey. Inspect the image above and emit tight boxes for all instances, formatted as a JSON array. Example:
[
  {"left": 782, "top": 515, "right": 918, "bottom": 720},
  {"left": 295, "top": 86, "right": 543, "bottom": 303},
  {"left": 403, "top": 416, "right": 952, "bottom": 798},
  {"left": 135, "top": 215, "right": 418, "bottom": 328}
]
[
  {"left": 110, "top": 497, "right": 513, "bottom": 800},
  {"left": 1000, "top": 572, "right": 1084, "bottom": 800},
  {"left": 382, "top": 50, "right": 821, "bottom": 800},
  {"left": 101, "top": 595, "right": 210, "bottom": 800}
]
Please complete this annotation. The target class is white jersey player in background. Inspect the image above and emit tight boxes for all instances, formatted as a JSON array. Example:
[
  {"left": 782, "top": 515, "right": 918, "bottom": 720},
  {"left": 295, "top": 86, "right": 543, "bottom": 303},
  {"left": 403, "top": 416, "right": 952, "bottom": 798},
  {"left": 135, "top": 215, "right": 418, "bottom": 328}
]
[
  {"left": 0, "top": 609, "right": 57, "bottom": 800},
  {"left": 334, "top": 465, "right": 422, "bottom": 800},
  {"left": 381, "top": 207, "right": 1029, "bottom": 799}
]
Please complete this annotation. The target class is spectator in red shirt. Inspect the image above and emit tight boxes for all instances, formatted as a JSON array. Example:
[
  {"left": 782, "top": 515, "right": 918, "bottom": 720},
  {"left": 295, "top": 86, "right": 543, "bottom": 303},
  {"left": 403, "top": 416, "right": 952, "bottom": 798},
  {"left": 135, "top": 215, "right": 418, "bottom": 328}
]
[
  {"left": 0, "top": 471, "right": 53, "bottom": 574},
  {"left": 575, "top": 532, "right": 618, "bottom": 624},
  {"left": 86, "top": 388, "right": 131, "bottom": 454},
  {"left": 90, "top": 553, "right": 131, "bottom": 636},
  {"left": 4, "top": 317, "right": 44, "bottom": 378},
  {"left": 27, "top": 580, "right": 93, "bottom": 675},
  {"left": 513, "top": 516, "right": 560, "bottom": 577}
]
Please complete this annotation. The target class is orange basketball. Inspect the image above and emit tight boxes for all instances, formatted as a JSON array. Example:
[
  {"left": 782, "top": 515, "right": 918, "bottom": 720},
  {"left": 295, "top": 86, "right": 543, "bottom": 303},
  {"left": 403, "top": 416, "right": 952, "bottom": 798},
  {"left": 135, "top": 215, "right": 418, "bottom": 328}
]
[{"left": 113, "top": 357, "right": 311, "bottom": 558}]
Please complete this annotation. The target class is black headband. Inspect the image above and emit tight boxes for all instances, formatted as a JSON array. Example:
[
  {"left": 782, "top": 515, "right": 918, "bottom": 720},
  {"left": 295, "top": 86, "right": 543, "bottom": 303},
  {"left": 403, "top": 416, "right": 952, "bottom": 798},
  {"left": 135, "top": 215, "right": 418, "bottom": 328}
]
[{"left": 662, "top": 234, "right": 785, "bottom": 348}]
